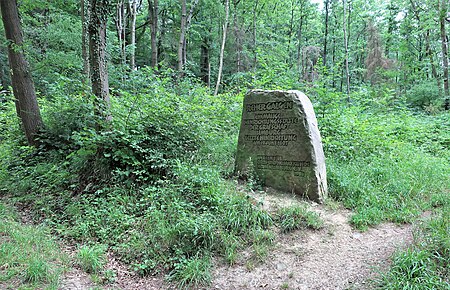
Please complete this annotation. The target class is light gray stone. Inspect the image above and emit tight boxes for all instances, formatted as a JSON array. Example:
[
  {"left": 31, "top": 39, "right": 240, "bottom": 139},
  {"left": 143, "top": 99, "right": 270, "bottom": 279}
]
[{"left": 235, "top": 90, "right": 327, "bottom": 203}]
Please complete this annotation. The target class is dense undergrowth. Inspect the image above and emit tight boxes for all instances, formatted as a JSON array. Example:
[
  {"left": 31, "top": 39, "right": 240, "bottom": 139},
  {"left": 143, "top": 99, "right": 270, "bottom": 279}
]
[{"left": 0, "top": 69, "right": 449, "bottom": 288}]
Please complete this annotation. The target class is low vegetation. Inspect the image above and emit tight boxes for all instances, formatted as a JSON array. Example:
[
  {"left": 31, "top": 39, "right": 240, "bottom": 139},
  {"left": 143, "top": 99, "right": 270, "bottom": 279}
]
[
  {"left": 0, "top": 202, "right": 68, "bottom": 289},
  {"left": 1, "top": 69, "right": 448, "bottom": 288}
]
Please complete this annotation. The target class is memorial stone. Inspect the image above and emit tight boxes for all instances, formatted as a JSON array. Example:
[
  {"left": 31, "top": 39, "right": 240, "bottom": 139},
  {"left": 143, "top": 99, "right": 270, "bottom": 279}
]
[{"left": 235, "top": 90, "right": 327, "bottom": 203}]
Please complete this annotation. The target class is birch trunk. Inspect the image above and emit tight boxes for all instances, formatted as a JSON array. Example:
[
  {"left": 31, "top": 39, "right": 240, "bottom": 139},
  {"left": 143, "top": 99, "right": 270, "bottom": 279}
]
[
  {"left": 342, "top": 0, "right": 350, "bottom": 99},
  {"left": 177, "top": 0, "right": 187, "bottom": 72},
  {"left": 130, "top": 0, "right": 137, "bottom": 70},
  {"left": 214, "top": 0, "right": 230, "bottom": 96}
]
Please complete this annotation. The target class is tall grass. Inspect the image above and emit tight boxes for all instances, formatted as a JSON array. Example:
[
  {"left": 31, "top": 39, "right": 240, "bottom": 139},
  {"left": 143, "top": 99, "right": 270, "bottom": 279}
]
[{"left": 0, "top": 202, "right": 68, "bottom": 289}]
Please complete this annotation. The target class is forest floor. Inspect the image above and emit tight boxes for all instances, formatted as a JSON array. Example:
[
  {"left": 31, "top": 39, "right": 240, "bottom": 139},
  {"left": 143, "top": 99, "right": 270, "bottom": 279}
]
[
  {"left": 55, "top": 188, "right": 414, "bottom": 290},
  {"left": 210, "top": 189, "right": 413, "bottom": 290}
]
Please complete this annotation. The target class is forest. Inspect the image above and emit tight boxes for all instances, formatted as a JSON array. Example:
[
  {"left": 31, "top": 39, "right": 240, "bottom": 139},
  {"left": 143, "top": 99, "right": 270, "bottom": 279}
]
[{"left": 0, "top": 0, "right": 449, "bottom": 289}]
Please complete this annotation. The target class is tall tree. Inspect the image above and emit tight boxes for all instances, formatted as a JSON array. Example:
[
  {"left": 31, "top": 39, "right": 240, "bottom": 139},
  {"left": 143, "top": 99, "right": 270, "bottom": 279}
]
[
  {"left": 342, "top": 0, "right": 350, "bottom": 98},
  {"left": 0, "top": 0, "right": 43, "bottom": 146},
  {"left": 296, "top": 0, "right": 306, "bottom": 73},
  {"left": 214, "top": 0, "right": 230, "bottom": 96},
  {"left": 323, "top": 0, "right": 330, "bottom": 68},
  {"left": 200, "top": 36, "right": 210, "bottom": 86},
  {"left": 233, "top": 0, "right": 242, "bottom": 72},
  {"left": 115, "top": 0, "right": 127, "bottom": 67},
  {"left": 177, "top": 0, "right": 199, "bottom": 73},
  {"left": 89, "top": 0, "right": 111, "bottom": 124},
  {"left": 81, "top": 0, "right": 90, "bottom": 80},
  {"left": 439, "top": 0, "right": 449, "bottom": 108},
  {"left": 148, "top": 0, "right": 158, "bottom": 67},
  {"left": 177, "top": 0, "right": 187, "bottom": 72},
  {"left": 129, "top": 0, "right": 137, "bottom": 70}
]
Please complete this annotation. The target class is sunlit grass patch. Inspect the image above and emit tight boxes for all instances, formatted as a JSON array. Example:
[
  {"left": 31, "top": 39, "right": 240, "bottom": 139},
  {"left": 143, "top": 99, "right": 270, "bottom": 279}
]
[{"left": 0, "top": 202, "right": 67, "bottom": 289}]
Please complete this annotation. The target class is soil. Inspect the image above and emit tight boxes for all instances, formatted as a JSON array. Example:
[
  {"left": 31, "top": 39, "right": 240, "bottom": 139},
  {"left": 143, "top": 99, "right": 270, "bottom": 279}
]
[{"left": 210, "top": 188, "right": 414, "bottom": 290}]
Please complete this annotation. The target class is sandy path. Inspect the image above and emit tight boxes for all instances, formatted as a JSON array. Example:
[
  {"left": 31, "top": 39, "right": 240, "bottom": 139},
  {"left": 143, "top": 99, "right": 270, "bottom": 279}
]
[{"left": 210, "top": 190, "right": 413, "bottom": 290}]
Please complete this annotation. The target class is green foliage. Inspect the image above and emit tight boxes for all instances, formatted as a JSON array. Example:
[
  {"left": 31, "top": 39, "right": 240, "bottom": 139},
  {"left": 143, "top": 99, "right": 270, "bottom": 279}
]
[
  {"left": 320, "top": 91, "right": 450, "bottom": 229},
  {"left": 376, "top": 206, "right": 450, "bottom": 289},
  {"left": 0, "top": 202, "right": 66, "bottom": 289},
  {"left": 77, "top": 244, "right": 107, "bottom": 274},
  {"left": 377, "top": 248, "right": 449, "bottom": 289},
  {"left": 168, "top": 255, "right": 212, "bottom": 289},
  {"left": 276, "top": 205, "right": 324, "bottom": 233},
  {"left": 0, "top": 70, "right": 276, "bottom": 288},
  {"left": 24, "top": 259, "right": 51, "bottom": 283},
  {"left": 406, "top": 81, "right": 443, "bottom": 110}
]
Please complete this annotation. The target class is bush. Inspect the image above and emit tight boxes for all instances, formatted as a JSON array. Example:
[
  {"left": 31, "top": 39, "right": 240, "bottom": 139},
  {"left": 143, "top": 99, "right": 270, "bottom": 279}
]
[{"left": 406, "top": 81, "right": 443, "bottom": 110}]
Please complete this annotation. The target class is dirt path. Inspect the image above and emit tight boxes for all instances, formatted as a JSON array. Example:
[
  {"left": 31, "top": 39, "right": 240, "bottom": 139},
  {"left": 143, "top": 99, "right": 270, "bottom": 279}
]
[
  {"left": 8, "top": 191, "right": 412, "bottom": 290},
  {"left": 211, "top": 190, "right": 413, "bottom": 290}
]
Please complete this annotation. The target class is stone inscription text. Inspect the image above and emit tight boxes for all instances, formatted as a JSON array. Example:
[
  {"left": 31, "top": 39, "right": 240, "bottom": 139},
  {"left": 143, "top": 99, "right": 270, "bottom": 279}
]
[
  {"left": 243, "top": 101, "right": 299, "bottom": 147},
  {"left": 257, "top": 155, "right": 310, "bottom": 172}
]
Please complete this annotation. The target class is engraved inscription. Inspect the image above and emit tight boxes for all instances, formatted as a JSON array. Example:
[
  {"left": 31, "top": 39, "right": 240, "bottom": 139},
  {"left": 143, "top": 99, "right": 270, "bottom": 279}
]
[
  {"left": 246, "top": 101, "right": 293, "bottom": 112},
  {"left": 256, "top": 155, "right": 310, "bottom": 172},
  {"left": 242, "top": 101, "right": 299, "bottom": 147}
]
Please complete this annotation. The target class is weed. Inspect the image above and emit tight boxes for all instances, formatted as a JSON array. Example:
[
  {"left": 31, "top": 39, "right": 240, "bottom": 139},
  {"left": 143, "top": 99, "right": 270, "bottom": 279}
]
[
  {"left": 77, "top": 244, "right": 107, "bottom": 274},
  {"left": 376, "top": 249, "right": 448, "bottom": 289},
  {"left": 376, "top": 205, "right": 450, "bottom": 289},
  {"left": 24, "top": 259, "right": 50, "bottom": 283},
  {"left": 168, "top": 255, "right": 212, "bottom": 289},
  {"left": 277, "top": 205, "right": 324, "bottom": 233},
  {"left": 0, "top": 202, "right": 67, "bottom": 289}
]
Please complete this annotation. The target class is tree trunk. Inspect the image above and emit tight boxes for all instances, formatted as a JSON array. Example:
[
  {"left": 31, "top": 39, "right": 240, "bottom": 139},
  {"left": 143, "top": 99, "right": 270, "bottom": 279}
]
[
  {"left": 0, "top": 0, "right": 43, "bottom": 146},
  {"left": 129, "top": 0, "right": 137, "bottom": 70},
  {"left": 252, "top": 0, "right": 259, "bottom": 70},
  {"left": 81, "top": 0, "right": 90, "bottom": 80},
  {"left": 115, "top": 0, "right": 127, "bottom": 67},
  {"left": 158, "top": 8, "right": 166, "bottom": 68},
  {"left": 200, "top": 38, "right": 210, "bottom": 86},
  {"left": 177, "top": 0, "right": 199, "bottom": 73},
  {"left": 342, "top": 0, "right": 350, "bottom": 99},
  {"left": 214, "top": 0, "right": 230, "bottom": 96},
  {"left": 323, "top": 0, "right": 329, "bottom": 67},
  {"left": 89, "top": 0, "right": 111, "bottom": 125},
  {"left": 296, "top": 0, "right": 305, "bottom": 74},
  {"left": 426, "top": 29, "right": 442, "bottom": 96},
  {"left": 148, "top": 0, "right": 158, "bottom": 67},
  {"left": 440, "top": 0, "right": 449, "bottom": 108},
  {"left": 287, "top": 0, "right": 296, "bottom": 65},
  {"left": 178, "top": 0, "right": 187, "bottom": 73},
  {"left": 233, "top": 0, "right": 242, "bottom": 72}
]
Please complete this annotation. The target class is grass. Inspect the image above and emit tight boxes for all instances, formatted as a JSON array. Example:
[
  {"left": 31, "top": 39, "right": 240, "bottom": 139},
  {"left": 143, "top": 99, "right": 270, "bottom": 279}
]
[
  {"left": 276, "top": 205, "right": 324, "bottom": 233},
  {"left": 76, "top": 244, "right": 107, "bottom": 274},
  {"left": 0, "top": 201, "right": 68, "bottom": 289},
  {"left": 322, "top": 107, "right": 450, "bottom": 230},
  {"left": 168, "top": 255, "right": 212, "bottom": 289},
  {"left": 1, "top": 74, "right": 449, "bottom": 288},
  {"left": 376, "top": 203, "right": 450, "bottom": 289}
]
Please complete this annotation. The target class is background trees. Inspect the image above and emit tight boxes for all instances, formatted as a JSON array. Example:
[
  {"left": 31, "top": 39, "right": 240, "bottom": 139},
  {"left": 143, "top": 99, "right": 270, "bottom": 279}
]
[
  {"left": 0, "top": 0, "right": 448, "bottom": 143},
  {"left": 0, "top": 0, "right": 448, "bottom": 107}
]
